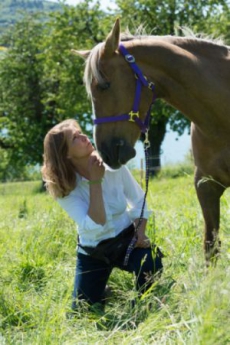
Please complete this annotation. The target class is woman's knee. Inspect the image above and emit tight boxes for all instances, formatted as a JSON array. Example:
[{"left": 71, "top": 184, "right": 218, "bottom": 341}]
[{"left": 73, "top": 253, "right": 111, "bottom": 305}]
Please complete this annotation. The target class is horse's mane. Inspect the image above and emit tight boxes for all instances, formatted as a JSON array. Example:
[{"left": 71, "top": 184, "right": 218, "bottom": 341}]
[
  {"left": 84, "top": 28, "right": 229, "bottom": 96},
  {"left": 121, "top": 26, "right": 226, "bottom": 46},
  {"left": 179, "top": 27, "right": 225, "bottom": 45},
  {"left": 84, "top": 42, "right": 105, "bottom": 96}
]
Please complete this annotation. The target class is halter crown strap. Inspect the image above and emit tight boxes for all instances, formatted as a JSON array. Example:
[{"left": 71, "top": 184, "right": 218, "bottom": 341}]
[
  {"left": 119, "top": 44, "right": 153, "bottom": 89},
  {"left": 93, "top": 43, "right": 156, "bottom": 133}
]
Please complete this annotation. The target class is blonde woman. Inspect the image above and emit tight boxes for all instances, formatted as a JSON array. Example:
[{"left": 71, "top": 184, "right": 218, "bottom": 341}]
[{"left": 42, "top": 119, "right": 163, "bottom": 310}]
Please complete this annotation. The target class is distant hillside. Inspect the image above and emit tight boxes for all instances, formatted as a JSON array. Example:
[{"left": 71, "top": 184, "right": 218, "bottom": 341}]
[{"left": 0, "top": 0, "right": 63, "bottom": 36}]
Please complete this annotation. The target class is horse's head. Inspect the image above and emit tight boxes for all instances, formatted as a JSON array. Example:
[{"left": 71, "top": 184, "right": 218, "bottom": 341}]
[{"left": 73, "top": 19, "right": 154, "bottom": 169}]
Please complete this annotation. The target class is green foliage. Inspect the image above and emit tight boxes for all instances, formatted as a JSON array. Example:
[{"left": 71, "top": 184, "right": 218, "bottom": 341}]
[
  {"left": 115, "top": 0, "right": 229, "bottom": 35},
  {"left": 199, "top": 3, "right": 230, "bottom": 44},
  {"left": 0, "top": 0, "right": 62, "bottom": 36},
  {"left": 40, "top": 3, "right": 110, "bottom": 135},
  {"left": 1, "top": 176, "right": 230, "bottom": 343},
  {"left": 0, "top": 16, "right": 46, "bottom": 167},
  {"left": 157, "top": 152, "right": 194, "bottom": 179},
  {"left": 0, "top": 147, "right": 42, "bottom": 181},
  {"left": 0, "top": 2, "right": 112, "bottom": 178}
]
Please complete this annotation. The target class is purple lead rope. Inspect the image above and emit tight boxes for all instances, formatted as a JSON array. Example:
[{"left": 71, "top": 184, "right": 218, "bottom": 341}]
[{"left": 123, "top": 139, "right": 150, "bottom": 266}]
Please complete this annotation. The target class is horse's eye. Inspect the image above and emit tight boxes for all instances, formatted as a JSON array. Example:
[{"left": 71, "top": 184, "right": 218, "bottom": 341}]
[{"left": 98, "top": 82, "right": 110, "bottom": 91}]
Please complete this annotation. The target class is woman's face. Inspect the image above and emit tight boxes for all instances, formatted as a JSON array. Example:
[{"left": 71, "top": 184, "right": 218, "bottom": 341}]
[{"left": 66, "top": 126, "right": 94, "bottom": 160}]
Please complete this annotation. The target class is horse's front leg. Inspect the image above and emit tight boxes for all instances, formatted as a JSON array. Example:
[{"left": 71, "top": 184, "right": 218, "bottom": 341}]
[{"left": 194, "top": 167, "right": 225, "bottom": 266}]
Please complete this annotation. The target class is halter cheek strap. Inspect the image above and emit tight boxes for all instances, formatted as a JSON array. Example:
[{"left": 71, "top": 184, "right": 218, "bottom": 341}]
[{"left": 93, "top": 43, "right": 156, "bottom": 134}]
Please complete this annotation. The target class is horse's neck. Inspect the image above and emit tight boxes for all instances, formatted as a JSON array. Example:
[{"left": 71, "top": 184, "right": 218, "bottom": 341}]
[
  {"left": 127, "top": 36, "right": 228, "bottom": 70},
  {"left": 126, "top": 37, "right": 200, "bottom": 96},
  {"left": 159, "top": 36, "right": 228, "bottom": 58}
]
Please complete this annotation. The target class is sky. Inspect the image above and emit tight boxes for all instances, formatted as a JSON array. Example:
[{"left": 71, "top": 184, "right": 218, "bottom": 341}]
[
  {"left": 129, "top": 129, "right": 191, "bottom": 169},
  {"left": 48, "top": 0, "right": 117, "bottom": 9},
  {"left": 161, "top": 128, "right": 191, "bottom": 166},
  {"left": 48, "top": 0, "right": 191, "bottom": 167}
]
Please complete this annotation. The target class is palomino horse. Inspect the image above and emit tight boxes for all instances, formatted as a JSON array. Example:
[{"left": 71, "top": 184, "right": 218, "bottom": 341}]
[{"left": 74, "top": 19, "right": 230, "bottom": 264}]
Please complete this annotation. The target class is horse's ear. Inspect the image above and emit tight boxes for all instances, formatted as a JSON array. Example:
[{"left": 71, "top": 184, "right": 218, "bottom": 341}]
[
  {"left": 71, "top": 49, "right": 90, "bottom": 60},
  {"left": 104, "top": 18, "right": 120, "bottom": 56}
]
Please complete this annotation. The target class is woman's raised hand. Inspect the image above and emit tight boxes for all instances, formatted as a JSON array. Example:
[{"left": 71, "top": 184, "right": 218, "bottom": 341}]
[{"left": 88, "top": 151, "right": 105, "bottom": 182}]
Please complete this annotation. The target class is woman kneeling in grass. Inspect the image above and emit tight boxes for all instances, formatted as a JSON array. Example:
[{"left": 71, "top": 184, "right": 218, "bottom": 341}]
[{"left": 41, "top": 119, "right": 163, "bottom": 310}]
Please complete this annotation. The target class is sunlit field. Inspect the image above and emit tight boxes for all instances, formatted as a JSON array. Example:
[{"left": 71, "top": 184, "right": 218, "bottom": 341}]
[{"left": 1, "top": 169, "right": 230, "bottom": 345}]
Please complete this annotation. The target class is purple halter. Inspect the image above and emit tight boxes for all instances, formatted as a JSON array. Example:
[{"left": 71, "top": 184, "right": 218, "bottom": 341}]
[{"left": 93, "top": 43, "right": 156, "bottom": 133}]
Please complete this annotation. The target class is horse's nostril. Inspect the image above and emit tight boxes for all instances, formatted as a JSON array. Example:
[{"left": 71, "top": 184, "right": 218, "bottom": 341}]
[
  {"left": 100, "top": 150, "right": 110, "bottom": 164},
  {"left": 100, "top": 139, "right": 134, "bottom": 169},
  {"left": 118, "top": 144, "right": 136, "bottom": 164},
  {"left": 117, "top": 139, "right": 124, "bottom": 147}
]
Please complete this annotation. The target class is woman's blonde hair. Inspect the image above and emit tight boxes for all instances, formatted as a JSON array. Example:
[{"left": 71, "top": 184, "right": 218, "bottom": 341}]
[{"left": 41, "top": 119, "right": 81, "bottom": 198}]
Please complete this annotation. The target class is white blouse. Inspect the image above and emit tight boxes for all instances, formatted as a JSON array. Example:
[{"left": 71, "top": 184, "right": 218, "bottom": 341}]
[{"left": 57, "top": 165, "right": 151, "bottom": 251}]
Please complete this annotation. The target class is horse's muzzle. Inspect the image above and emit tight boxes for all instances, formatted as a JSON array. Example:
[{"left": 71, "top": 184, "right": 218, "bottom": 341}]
[{"left": 98, "top": 138, "right": 136, "bottom": 169}]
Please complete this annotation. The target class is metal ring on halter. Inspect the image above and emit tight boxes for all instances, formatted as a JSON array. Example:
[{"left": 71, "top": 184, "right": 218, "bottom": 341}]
[
  {"left": 128, "top": 111, "right": 139, "bottom": 122},
  {"left": 148, "top": 81, "right": 155, "bottom": 90},
  {"left": 125, "top": 54, "right": 135, "bottom": 63}
]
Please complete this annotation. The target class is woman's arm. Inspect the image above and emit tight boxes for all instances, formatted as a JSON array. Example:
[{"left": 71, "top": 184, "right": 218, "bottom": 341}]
[
  {"left": 87, "top": 151, "right": 106, "bottom": 225},
  {"left": 88, "top": 182, "right": 106, "bottom": 225}
]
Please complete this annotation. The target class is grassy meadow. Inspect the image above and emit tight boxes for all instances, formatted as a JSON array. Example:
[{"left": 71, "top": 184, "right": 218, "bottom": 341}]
[{"left": 0, "top": 167, "right": 230, "bottom": 345}]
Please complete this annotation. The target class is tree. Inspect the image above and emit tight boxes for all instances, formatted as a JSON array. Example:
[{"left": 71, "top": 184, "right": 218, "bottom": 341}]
[
  {"left": 0, "top": 16, "right": 45, "bottom": 171},
  {"left": 0, "top": 1, "right": 111, "bottom": 180},
  {"left": 114, "top": 0, "right": 230, "bottom": 175},
  {"left": 40, "top": 1, "right": 111, "bottom": 137}
]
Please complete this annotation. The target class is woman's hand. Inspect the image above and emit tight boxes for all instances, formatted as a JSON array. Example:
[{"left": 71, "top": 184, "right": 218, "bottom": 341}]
[
  {"left": 135, "top": 233, "right": 151, "bottom": 248},
  {"left": 88, "top": 151, "right": 105, "bottom": 181},
  {"left": 134, "top": 219, "right": 151, "bottom": 248}
]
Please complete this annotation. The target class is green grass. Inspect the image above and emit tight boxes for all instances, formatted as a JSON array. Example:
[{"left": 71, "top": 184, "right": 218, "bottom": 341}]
[{"left": 0, "top": 173, "right": 230, "bottom": 344}]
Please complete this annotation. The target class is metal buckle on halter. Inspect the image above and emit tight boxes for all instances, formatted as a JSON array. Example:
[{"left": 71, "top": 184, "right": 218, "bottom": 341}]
[
  {"left": 143, "top": 75, "right": 155, "bottom": 91},
  {"left": 143, "top": 75, "right": 155, "bottom": 90},
  {"left": 125, "top": 54, "right": 135, "bottom": 63},
  {"left": 144, "top": 130, "right": 150, "bottom": 149},
  {"left": 128, "top": 111, "right": 139, "bottom": 122},
  {"left": 148, "top": 81, "right": 155, "bottom": 90}
]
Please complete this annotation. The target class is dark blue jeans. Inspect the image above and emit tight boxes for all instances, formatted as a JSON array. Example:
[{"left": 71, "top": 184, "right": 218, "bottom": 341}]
[{"left": 72, "top": 246, "right": 163, "bottom": 308}]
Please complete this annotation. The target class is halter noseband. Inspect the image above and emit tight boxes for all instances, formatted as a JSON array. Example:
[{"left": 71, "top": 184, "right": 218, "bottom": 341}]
[{"left": 93, "top": 43, "right": 156, "bottom": 134}]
